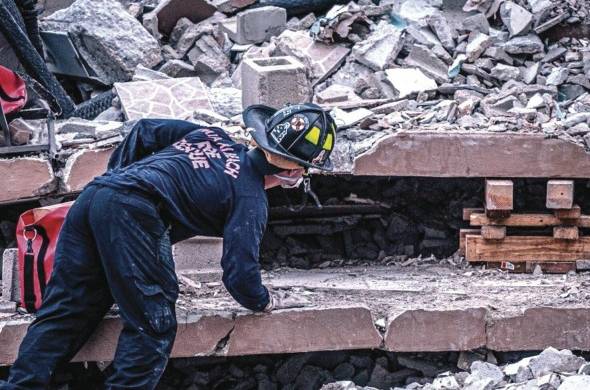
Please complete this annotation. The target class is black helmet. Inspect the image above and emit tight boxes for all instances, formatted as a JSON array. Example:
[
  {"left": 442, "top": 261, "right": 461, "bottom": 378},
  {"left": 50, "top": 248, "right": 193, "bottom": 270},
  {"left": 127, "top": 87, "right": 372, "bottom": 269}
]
[{"left": 243, "top": 103, "right": 337, "bottom": 171}]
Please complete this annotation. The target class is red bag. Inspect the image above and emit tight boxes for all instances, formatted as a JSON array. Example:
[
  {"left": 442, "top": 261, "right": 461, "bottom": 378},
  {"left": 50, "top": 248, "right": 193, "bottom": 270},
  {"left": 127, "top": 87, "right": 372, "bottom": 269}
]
[
  {"left": 16, "top": 202, "right": 72, "bottom": 312},
  {"left": 0, "top": 65, "right": 27, "bottom": 115}
]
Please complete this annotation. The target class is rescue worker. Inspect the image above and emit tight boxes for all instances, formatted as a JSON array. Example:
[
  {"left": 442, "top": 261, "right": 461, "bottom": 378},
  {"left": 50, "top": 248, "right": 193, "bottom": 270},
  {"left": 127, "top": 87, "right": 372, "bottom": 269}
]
[{"left": 1, "top": 103, "right": 337, "bottom": 389}]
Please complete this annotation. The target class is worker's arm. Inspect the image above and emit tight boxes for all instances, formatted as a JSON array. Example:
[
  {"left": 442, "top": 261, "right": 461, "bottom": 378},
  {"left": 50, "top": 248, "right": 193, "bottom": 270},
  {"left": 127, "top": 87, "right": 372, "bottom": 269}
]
[
  {"left": 220, "top": 196, "right": 271, "bottom": 312},
  {"left": 108, "top": 118, "right": 204, "bottom": 170}
]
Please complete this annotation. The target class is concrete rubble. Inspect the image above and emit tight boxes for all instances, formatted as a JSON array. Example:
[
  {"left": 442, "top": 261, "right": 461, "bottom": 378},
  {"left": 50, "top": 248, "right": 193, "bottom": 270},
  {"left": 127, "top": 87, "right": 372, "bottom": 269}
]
[
  {"left": 321, "top": 347, "right": 590, "bottom": 389},
  {"left": 2, "top": 0, "right": 590, "bottom": 205}
]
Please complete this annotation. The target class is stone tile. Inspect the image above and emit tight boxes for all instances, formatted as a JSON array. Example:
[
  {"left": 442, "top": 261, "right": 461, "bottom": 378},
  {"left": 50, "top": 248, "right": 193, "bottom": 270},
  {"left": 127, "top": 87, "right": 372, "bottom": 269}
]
[
  {"left": 487, "top": 308, "right": 590, "bottom": 351},
  {"left": 353, "top": 131, "right": 590, "bottom": 178},
  {"left": 115, "top": 77, "right": 213, "bottom": 121},
  {"left": 0, "top": 157, "right": 55, "bottom": 202},
  {"left": 227, "top": 306, "right": 382, "bottom": 356},
  {"left": 274, "top": 30, "right": 350, "bottom": 85},
  {"left": 62, "top": 148, "right": 114, "bottom": 193},
  {"left": 385, "top": 308, "right": 486, "bottom": 352}
]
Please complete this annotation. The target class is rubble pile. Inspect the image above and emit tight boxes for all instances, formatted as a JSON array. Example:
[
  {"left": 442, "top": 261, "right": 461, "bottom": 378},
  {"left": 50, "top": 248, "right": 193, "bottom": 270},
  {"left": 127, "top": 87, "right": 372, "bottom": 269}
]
[
  {"left": 3, "top": 0, "right": 590, "bottom": 159},
  {"left": 322, "top": 347, "right": 590, "bottom": 390}
]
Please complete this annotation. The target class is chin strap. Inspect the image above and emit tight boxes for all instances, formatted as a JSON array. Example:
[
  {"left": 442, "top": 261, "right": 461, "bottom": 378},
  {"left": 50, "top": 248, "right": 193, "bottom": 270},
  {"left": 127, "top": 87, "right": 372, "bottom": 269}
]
[{"left": 283, "top": 175, "right": 323, "bottom": 212}]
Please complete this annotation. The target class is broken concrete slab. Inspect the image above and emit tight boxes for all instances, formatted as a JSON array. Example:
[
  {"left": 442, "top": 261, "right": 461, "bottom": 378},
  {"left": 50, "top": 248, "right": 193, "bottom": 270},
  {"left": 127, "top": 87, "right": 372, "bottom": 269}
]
[
  {"left": 62, "top": 148, "right": 113, "bottom": 193},
  {"left": 491, "top": 63, "right": 521, "bottom": 81},
  {"left": 546, "top": 67, "right": 569, "bottom": 86},
  {"left": 352, "top": 21, "right": 404, "bottom": 71},
  {"left": 316, "top": 84, "right": 360, "bottom": 105},
  {"left": 487, "top": 308, "right": 590, "bottom": 351},
  {"left": 227, "top": 306, "right": 382, "bottom": 356},
  {"left": 500, "top": 2, "right": 533, "bottom": 37},
  {"left": 115, "top": 77, "right": 213, "bottom": 121},
  {"left": 466, "top": 33, "right": 493, "bottom": 62},
  {"left": 221, "top": 6, "right": 286, "bottom": 45},
  {"left": 385, "top": 308, "right": 486, "bottom": 352},
  {"left": 353, "top": 131, "right": 590, "bottom": 178},
  {"left": 41, "top": 0, "right": 162, "bottom": 84},
  {"left": 159, "top": 59, "right": 198, "bottom": 78},
  {"left": 273, "top": 30, "right": 350, "bottom": 85},
  {"left": 427, "top": 12, "right": 456, "bottom": 52},
  {"left": 462, "top": 13, "right": 490, "bottom": 34},
  {"left": 0, "top": 157, "right": 56, "bottom": 202},
  {"left": 241, "top": 56, "right": 310, "bottom": 109},
  {"left": 503, "top": 34, "right": 545, "bottom": 55},
  {"left": 187, "top": 35, "right": 231, "bottom": 84},
  {"left": 211, "top": 0, "right": 256, "bottom": 14},
  {"left": 385, "top": 68, "right": 437, "bottom": 98},
  {"left": 405, "top": 44, "right": 450, "bottom": 83}
]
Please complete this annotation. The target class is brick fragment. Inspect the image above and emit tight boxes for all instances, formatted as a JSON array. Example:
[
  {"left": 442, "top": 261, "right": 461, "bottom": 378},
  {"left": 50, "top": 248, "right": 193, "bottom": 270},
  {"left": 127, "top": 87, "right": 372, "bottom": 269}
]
[
  {"left": 62, "top": 148, "right": 113, "bottom": 193},
  {"left": 385, "top": 308, "right": 487, "bottom": 352},
  {"left": 0, "top": 157, "right": 56, "bottom": 202}
]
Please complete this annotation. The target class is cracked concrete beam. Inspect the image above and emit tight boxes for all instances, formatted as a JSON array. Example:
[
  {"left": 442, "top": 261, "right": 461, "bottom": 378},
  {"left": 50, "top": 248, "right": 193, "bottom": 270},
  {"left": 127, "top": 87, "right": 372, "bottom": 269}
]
[
  {"left": 353, "top": 131, "right": 590, "bottom": 178},
  {"left": 62, "top": 148, "right": 113, "bottom": 193},
  {"left": 226, "top": 306, "right": 382, "bottom": 356},
  {"left": 384, "top": 308, "right": 487, "bottom": 352},
  {"left": 487, "top": 307, "right": 590, "bottom": 351},
  {"left": 0, "top": 157, "right": 56, "bottom": 202}
]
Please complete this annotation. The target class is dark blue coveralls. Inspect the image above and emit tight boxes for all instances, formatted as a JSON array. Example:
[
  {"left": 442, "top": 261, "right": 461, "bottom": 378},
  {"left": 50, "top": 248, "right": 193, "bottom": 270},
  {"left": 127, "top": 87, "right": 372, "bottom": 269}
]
[{"left": 2, "top": 119, "right": 272, "bottom": 389}]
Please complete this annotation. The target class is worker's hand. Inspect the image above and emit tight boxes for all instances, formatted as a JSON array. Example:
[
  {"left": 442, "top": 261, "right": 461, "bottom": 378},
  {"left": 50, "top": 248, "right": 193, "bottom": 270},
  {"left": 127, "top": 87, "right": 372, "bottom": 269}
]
[{"left": 264, "top": 290, "right": 309, "bottom": 312}]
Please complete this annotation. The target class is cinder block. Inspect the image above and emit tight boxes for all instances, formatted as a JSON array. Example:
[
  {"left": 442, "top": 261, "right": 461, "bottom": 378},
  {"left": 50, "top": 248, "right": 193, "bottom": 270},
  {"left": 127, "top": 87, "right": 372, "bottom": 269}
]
[
  {"left": 2, "top": 249, "right": 19, "bottom": 303},
  {"left": 220, "top": 6, "right": 286, "bottom": 44},
  {"left": 173, "top": 236, "right": 223, "bottom": 276},
  {"left": 546, "top": 180, "right": 574, "bottom": 209},
  {"left": 241, "top": 56, "right": 311, "bottom": 109},
  {"left": 485, "top": 180, "right": 513, "bottom": 211}
]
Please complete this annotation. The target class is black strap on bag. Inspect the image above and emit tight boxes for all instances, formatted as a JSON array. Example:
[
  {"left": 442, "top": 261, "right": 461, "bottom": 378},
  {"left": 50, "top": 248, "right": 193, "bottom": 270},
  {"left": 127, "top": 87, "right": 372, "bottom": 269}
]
[
  {"left": 23, "top": 226, "right": 37, "bottom": 312},
  {"left": 22, "top": 225, "right": 50, "bottom": 312}
]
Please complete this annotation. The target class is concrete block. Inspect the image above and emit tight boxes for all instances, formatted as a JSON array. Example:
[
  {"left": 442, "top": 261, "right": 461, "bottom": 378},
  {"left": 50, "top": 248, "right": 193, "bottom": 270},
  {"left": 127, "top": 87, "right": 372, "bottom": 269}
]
[
  {"left": 546, "top": 180, "right": 574, "bottom": 209},
  {"left": 62, "top": 148, "right": 114, "bottom": 193},
  {"left": 173, "top": 236, "right": 223, "bottom": 274},
  {"left": 1, "top": 249, "right": 19, "bottom": 303},
  {"left": 487, "top": 307, "right": 590, "bottom": 351},
  {"left": 241, "top": 56, "right": 311, "bottom": 109},
  {"left": 221, "top": 6, "right": 286, "bottom": 45},
  {"left": 384, "top": 308, "right": 487, "bottom": 352},
  {"left": 227, "top": 306, "right": 382, "bottom": 356}
]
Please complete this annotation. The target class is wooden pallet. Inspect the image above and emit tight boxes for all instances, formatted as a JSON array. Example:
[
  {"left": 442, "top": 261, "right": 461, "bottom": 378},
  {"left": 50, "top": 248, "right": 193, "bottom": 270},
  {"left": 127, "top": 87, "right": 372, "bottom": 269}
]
[{"left": 460, "top": 180, "right": 588, "bottom": 273}]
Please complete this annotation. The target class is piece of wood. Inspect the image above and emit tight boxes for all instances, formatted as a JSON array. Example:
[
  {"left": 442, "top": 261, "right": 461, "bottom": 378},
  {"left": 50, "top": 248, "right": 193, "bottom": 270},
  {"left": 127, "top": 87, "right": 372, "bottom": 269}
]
[
  {"left": 459, "top": 229, "right": 481, "bottom": 255},
  {"left": 554, "top": 205, "right": 582, "bottom": 220},
  {"left": 546, "top": 180, "right": 574, "bottom": 209},
  {"left": 465, "top": 235, "right": 590, "bottom": 262},
  {"left": 463, "top": 208, "right": 484, "bottom": 221},
  {"left": 470, "top": 213, "right": 590, "bottom": 228},
  {"left": 481, "top": 225, "right": 506, "bottom": 240},
  {"left": 526, "top": 261, "right": 576, "bottom": 274},
  {"left": 485, "top": 180, "right": 513, "bottom": 212},
  {"left": 554, "top": 226, "right": 579, "bottom": 240}
]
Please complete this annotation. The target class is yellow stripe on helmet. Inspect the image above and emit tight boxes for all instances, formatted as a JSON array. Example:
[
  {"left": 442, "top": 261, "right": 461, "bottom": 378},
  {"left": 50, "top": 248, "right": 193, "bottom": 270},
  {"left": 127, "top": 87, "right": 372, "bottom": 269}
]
[{"left": 305, "top": 126, "right": 321, "bottom": 145}]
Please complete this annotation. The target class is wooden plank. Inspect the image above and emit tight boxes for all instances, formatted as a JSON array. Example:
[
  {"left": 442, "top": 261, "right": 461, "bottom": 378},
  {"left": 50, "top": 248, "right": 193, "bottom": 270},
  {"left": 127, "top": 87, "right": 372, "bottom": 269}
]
[
  {"left": 553, "top": 226, "right": 579, "bottom": 240},
  {"left": 481, "top": 225, "right": 506, "bottom": 240},
  {"left": 470, "top": 213, "right": 590, "bottom": 228},
  {"left": 459, "top": 229, "right": 481, "bottom": 255},
  {"left": 546, "top": 180, "right": 574, "bottom": 209},
  {"left": 465, "top": 235, "right": 590, "bottom": 262},
  {"left": 463, "top": 208, "right": 484, "bottom": 221},
  {"left": 485, "top": 180, "right": 513, "bottom": 212},
  {"left": 554, "top": 205, "right": 582, "bottom": 220}
]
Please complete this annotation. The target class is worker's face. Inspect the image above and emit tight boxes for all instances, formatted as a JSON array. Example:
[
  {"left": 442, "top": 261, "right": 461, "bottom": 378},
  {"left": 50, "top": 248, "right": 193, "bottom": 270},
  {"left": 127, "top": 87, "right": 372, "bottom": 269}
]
[{"left": 264, "top": 168, "right": 305, "bottom": 189}]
